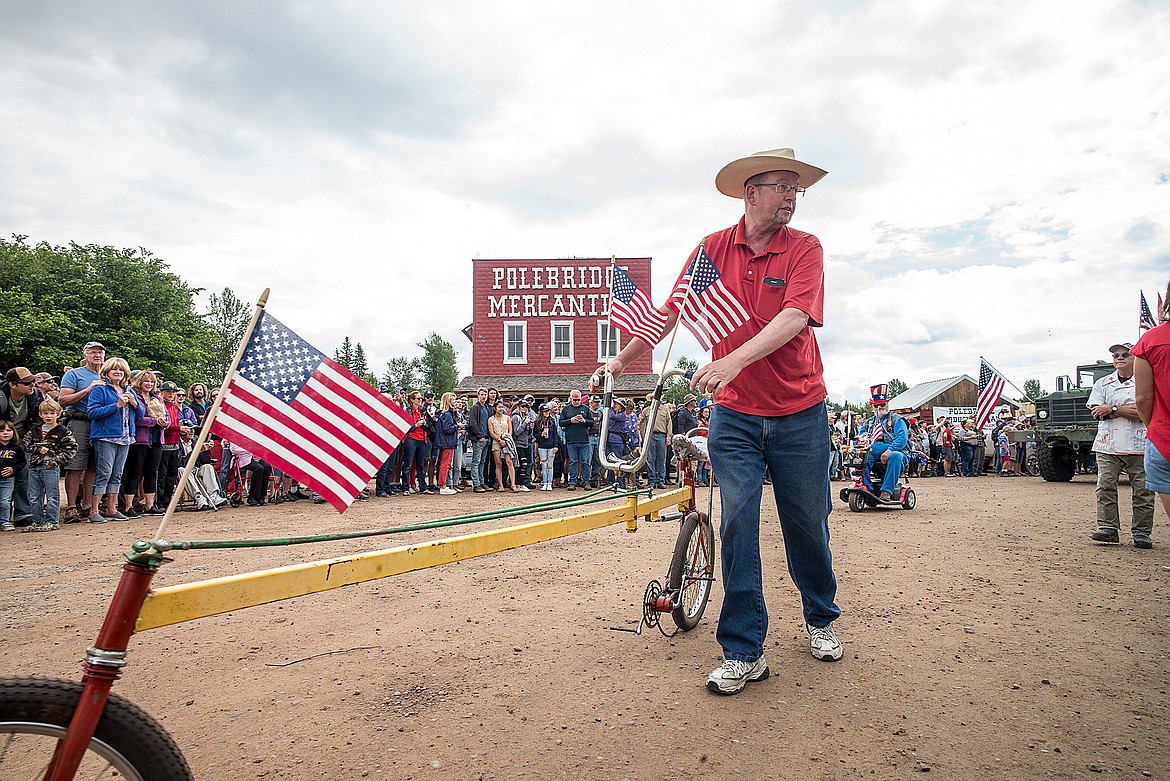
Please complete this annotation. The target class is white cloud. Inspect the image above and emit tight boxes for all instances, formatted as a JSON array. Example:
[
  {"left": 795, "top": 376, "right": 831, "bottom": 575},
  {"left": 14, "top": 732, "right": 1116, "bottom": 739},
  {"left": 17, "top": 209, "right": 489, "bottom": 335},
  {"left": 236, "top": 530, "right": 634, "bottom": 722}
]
[{"left": 1, "top": 0, "right": 1167, "bottom": 398}]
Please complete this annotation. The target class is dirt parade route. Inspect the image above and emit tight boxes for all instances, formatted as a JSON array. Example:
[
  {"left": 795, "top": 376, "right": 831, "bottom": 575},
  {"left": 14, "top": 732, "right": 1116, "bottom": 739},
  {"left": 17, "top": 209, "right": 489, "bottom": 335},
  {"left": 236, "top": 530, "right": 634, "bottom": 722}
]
[{"left": 2, "top": 475, "right": 1168, "bottom": 780}]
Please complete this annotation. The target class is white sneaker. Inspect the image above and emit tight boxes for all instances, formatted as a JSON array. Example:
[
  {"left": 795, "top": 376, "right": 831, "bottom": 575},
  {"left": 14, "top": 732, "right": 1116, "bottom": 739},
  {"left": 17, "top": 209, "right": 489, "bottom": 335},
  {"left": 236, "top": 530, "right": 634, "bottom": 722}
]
[
  {"left": 706, "top": 656, "right": 769, "bottom": 695},
  {"left": 439, "top": 487, "right": 458, "bottom": 495},
  {"left": 807, "top": 622, "right": 843, "bottom": 661},
  {"left": 517, "top": 485, "right": 530, "bottom": 492}
]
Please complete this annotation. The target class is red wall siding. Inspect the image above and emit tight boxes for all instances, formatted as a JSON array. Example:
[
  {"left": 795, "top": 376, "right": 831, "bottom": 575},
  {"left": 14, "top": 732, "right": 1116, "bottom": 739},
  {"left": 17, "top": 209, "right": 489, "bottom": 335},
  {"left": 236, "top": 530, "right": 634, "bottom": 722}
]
[{"left": 471, "top": 258, "right": 655, "bottom": 376}]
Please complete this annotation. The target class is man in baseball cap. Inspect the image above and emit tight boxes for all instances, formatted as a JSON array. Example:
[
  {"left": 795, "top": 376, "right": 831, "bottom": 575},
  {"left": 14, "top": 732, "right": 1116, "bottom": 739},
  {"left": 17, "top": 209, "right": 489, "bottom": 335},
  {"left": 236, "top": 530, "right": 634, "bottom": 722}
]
[
  {"left": 1087, "top": 341, "right": 1153, "bottom": 547},
  {"left": 594, "top": 146, "right": 842, "bottom": 693}
]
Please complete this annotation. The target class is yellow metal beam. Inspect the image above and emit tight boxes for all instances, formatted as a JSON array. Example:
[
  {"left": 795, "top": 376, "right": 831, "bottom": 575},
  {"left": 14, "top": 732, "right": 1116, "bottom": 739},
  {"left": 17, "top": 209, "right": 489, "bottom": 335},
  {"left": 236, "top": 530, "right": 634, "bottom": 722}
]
[{"left": 135, "top": 487, "right": 690, "bottom": 632}]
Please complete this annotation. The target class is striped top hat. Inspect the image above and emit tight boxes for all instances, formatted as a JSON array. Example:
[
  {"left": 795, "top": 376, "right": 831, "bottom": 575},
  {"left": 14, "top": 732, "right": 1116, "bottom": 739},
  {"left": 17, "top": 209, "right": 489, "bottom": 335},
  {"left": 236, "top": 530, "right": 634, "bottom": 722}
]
[{"left": 870, "top": 384, "right": 890, "bottom": 404}]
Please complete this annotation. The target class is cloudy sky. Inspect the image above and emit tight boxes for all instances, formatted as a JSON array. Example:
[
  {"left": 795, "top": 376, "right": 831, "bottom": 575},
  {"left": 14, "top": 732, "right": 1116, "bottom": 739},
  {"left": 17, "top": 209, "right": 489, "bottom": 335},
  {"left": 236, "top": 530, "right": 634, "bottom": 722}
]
[{"left": 2, "top": 0, "right": 1167, "bottom": 403}]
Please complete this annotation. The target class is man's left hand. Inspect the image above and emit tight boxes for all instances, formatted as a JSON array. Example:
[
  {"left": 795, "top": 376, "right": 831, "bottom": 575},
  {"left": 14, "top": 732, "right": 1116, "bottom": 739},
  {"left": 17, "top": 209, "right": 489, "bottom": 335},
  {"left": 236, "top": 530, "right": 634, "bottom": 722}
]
[
  {"left": 880, "top": 450, "right": 890, "bottom": 464},
  {"left": 692, "top": 355, "right": 745, "bottom": 398}
]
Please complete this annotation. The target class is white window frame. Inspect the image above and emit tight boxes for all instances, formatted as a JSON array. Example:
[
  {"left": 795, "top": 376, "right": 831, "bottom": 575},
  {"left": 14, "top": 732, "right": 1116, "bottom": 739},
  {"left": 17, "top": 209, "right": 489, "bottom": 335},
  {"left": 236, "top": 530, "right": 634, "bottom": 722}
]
[
  {"left": 598, "top": 321, "right": 621, "bottom": 361},
  {"left": 550, "top": 320, "right": 574, "bottom": 364},
  {"left": 503, "top": 321, "right": 527, "bottom": 364}
]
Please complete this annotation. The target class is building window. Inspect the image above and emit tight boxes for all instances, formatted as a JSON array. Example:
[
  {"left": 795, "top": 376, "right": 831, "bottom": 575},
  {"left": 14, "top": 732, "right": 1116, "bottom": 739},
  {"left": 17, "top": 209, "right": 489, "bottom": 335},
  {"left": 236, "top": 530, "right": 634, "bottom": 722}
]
[
  {"left": 598, "top": 321, "right": 620, "bottom": 360},
  {"left": 551, "top": 321, "right": 573, "bottom": 363},
  {"left": 504, "top": 321, "right": 527, "bottom": 364}
]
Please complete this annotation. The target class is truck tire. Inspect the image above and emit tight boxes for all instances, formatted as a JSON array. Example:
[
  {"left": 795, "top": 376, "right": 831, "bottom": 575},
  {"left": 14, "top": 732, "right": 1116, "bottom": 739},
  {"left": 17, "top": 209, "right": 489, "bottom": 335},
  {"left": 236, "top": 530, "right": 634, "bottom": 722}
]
[{"left": 1036, "top": 441, "right": 1076, "bottom": 482}]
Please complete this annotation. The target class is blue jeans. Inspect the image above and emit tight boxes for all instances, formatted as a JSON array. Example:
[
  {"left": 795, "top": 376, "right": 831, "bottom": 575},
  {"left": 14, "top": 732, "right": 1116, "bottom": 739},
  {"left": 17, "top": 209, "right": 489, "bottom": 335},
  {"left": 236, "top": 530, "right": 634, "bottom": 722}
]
[
  {"left": 605, "top": 440, "right": 628, "bottom": 487},
  {"left": 865, "top": 443, "right": 907, "bottom": 496},
  {"left": 538, "top": 447, "right": 557, "bottom": 488},
  {"left": 471, "top": 438, "right": 489, "bottom": 487},
  {"left": 400, "top": 438, "right": 429, "bottom": 490},
  {"left": 567, "top": 442, "right": 591, "bottom": 485},
  {"left": 648, "top": 432, "right": 668, "bottom": 486},
  {"left": 27, "top": 464, "right": 61, "bottom": 524},
  {"left": 960, "top": 443, "right": 979, "bottom": 476},
  {"left": 376, "top": 449, "right": 397, "bottom": 495},
  {"left": 588, "top": 434, "right": 601, "bottom": 483},
  {"left": 10, "top": 462, "right": 31, "bottom": 521},
  {"left": 92, "top": 440, "right": 130, "bottom": 497},
  {"left": 708, "top": 402, "right": 839, "bottom": 662},
  {"left": 0, "top": 477, "right": 13, "bottom": 524}
]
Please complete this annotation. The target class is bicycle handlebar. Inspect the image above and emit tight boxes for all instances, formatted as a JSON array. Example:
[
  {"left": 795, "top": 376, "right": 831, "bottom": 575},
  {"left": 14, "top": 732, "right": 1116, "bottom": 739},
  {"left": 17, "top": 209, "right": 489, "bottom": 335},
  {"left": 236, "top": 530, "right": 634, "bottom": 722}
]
[{"left": 595, "top": 368, "right": 693, "bottom": 473}]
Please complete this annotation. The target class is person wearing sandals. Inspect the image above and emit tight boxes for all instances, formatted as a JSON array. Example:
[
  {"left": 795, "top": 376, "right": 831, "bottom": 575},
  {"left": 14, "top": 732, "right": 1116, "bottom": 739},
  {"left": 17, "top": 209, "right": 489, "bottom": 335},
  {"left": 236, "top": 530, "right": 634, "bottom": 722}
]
[
  {"left": 86, "top": 357, "right": 144, "bottom": 523},
  {"left": 489, "top": 400, "right": 527, "bottom": 492}
]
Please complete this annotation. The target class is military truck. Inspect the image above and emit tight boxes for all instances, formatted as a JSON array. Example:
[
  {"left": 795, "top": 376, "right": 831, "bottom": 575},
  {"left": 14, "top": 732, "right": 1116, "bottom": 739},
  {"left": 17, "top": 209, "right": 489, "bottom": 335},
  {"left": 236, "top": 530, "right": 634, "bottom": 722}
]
[{"left": 1020, "top": 361, "right": 1113, "bottom": 481}]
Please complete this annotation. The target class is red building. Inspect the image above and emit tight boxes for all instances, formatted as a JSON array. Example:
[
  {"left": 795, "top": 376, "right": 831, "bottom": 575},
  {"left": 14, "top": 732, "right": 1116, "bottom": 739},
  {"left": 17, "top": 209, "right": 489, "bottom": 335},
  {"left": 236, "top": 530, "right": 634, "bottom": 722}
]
[{"left": 456, "top": 258, "right": 659, "bottom": 399}]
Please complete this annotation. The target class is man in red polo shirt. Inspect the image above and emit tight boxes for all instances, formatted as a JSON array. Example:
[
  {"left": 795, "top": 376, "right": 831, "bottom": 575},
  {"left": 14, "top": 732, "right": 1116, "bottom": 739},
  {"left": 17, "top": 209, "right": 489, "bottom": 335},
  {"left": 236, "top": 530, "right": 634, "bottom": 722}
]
[{"left": 598, "top": 147, "right": 841, "bottom": 696}]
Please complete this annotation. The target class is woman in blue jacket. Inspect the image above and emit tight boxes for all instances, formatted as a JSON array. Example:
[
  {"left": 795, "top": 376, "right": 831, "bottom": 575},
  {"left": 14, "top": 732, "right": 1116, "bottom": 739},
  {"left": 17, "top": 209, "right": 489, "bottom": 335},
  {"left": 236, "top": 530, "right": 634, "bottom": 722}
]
[
  {"left": 435, "top": 392, "right": 462, "bottom": 495},
  {"left": 86, "top": 357, "right": 144, "bottom": 523}
]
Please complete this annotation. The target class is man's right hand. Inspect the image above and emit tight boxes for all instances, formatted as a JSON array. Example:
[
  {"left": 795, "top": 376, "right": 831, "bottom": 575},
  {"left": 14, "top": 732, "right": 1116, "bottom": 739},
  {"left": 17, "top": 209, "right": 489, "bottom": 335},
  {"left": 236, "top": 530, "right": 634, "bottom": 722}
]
[{"left": 591, "top": 357, "right": 626, "bottom": 393}]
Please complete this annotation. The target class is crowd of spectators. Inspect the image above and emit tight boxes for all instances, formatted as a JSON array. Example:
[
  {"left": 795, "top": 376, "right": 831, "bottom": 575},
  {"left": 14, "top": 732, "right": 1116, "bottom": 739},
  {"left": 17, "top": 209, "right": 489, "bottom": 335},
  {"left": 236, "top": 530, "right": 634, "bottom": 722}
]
[
  {"left": 372, "top": 384, "right": 714, "bottom": 498},
  {"left": 828, "top": 408, "right": 1041, "bottom": 482},
  {"left": 2, "top": 339, "right": 720, "bottom": 530}
]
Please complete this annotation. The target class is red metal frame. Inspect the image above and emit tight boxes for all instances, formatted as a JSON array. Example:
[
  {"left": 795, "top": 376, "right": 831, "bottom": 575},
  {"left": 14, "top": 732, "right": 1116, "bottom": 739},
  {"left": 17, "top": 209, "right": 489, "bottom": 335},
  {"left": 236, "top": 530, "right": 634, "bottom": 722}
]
[{"left": 43, "top": 559, "right": 160, "bottom": 781}]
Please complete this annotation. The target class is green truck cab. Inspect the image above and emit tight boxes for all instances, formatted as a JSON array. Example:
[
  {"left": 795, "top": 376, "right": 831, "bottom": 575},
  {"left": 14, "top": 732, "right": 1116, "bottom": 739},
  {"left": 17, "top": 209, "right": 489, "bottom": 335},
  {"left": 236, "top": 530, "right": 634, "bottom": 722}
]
[{"left": 1018, "top": 361, "right": 1113, "bottom": 482}]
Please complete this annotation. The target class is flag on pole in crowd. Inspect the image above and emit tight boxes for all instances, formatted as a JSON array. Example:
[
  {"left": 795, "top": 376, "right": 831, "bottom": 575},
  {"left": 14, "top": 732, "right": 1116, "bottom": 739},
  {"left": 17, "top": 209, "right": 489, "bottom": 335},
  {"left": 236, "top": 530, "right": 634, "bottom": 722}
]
[
  {"left": 666, "top": 248, "right": 750, "bottom": 351},
  {"left": 210, "top": 311, "right": 413, "bottom": 512},
  {"left": 1140, "top": 292, "right": 1157, "bottom": 332},
  {"left": 974, "top": 357, "right": 1007, "bottom": 430},
  {"left": 608, "top": 264, "right": 668, "bottom": 345}
]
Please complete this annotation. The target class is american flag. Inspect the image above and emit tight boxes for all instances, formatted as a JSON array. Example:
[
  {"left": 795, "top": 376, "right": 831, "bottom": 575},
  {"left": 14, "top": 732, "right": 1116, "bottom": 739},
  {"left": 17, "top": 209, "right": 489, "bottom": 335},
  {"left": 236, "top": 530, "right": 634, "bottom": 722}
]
[
  {"left": 1140, "top": 292, "right": 1157, "bottom": 332},
  {"left": 667, "top": 248, "right": 750, "bottom": 351},
  {"left": 609, "top": 265, "right": 667, "bottom": 345},
  {"left": 974, "top": 358, "right": 1006, "bottom": 430},
  {"left": 210, "top": 312, "right": 412, "bottom": 512}
]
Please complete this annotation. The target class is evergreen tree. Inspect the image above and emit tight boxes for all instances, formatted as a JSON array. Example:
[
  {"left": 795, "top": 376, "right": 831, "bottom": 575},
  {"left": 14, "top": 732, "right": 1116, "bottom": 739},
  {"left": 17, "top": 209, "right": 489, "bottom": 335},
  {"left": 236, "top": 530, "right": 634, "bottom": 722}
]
[
  {"left": 383, "top": 356, "right": 420, "bottom": 392},
  {"left": 334, "top": 337, "right": 354, "bottom": 370},
  {"left": 205, "top": 287, "right": 251, "bottom": 385},
  {"left": 416, "top": 332, "right": 459, "bottom": 394},
  {"left": 887, "top": 378, "right": 909, "bottom": 398}
]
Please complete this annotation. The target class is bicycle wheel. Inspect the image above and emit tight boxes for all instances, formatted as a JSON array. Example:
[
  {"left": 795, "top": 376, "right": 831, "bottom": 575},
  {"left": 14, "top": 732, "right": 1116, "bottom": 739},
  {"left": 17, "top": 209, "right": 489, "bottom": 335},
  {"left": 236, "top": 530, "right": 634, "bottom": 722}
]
[
  {"left": 0, "top": 676, "right": 192, "bottom": 781},
  {"left": 666, "top": 511, "right": 715, "bottom": 631}
]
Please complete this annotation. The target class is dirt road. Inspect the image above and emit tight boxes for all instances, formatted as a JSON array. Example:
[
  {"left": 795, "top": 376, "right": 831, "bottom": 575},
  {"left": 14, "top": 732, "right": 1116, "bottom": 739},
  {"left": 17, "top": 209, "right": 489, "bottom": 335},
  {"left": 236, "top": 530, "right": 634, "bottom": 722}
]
[{"left": 3, "top": 475, "right": 1167, "bottom": 779}]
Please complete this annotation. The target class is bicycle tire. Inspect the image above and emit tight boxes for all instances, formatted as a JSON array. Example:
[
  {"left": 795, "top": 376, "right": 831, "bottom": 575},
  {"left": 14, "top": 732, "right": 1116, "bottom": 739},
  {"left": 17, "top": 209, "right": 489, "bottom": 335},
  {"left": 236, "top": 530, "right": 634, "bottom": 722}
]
[
  {"left": 0, "top": 676, "right": 192, "bottom": 781},
  {"left": 666, "top": 511, "right": 715, "bottom": 631}
]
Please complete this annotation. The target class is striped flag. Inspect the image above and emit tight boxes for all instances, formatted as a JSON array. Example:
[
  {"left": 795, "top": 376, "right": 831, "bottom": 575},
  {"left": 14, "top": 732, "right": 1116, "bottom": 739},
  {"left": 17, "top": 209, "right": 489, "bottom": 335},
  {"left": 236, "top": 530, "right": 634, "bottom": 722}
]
[
  {"left": 974, "top": 358, "right": 1006, "bottom": 430},
  {"left": 211, "top": 311, "right": 412, "bottom": 512},
  {"left": 666, "top": 248, "right": 750, "bottom": 351},
  {"left": 609, "top": 265, "right": 668, "bottom": 345},
  {"left": 1140, "top": 292, "right": 1157, "bottom": 331}
]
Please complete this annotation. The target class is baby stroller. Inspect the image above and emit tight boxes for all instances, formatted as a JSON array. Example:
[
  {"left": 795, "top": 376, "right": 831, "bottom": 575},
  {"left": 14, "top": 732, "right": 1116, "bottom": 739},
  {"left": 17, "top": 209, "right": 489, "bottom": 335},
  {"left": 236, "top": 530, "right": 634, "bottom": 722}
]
[{"left": 838, "top": 444, "right": 916, "bottom": 512}]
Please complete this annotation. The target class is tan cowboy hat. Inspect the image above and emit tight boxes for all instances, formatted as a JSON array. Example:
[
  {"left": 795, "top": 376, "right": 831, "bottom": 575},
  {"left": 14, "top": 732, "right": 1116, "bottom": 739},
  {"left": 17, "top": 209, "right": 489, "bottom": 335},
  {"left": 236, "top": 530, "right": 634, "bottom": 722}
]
[{"left": 715, "top": 148, "right": 828, "bottom": 198}]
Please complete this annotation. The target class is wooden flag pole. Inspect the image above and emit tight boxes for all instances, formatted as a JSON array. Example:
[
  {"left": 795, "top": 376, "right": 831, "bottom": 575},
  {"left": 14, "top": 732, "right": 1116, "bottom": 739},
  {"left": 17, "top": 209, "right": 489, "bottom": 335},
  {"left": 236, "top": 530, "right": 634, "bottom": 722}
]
[{"left": 152, "top": 288, "right": 270, "bottom": 542}]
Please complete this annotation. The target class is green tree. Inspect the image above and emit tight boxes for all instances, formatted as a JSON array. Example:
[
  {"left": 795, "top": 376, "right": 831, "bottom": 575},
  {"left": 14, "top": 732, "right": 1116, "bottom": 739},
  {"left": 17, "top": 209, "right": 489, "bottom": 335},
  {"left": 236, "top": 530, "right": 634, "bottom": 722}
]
[
  {"left": 334, "top": 337, "right": 354, "bottom": 371},
  {"left": 416, "top": 332, "right": 459, "bottom": 393},
  {"left": 0, "top": 235, "right": 215, "bottom": 387},
  {"left": 1022, "top": 379, "right": 1046, "bottom": 401},
  {"left": 352, "top": 342, "right": 369, "bottom": 377},
  {"left": 383, "top": 356, "right": 420, "bottom": 392},
  {"left": 663, "top": 356, "right": 700, "bottom": 405},
  {"left": 205, "top": 287, "right": 251, "bottom": 386},
  {"left": 887, "top": 378, "right": 909, "bottom": 399}
]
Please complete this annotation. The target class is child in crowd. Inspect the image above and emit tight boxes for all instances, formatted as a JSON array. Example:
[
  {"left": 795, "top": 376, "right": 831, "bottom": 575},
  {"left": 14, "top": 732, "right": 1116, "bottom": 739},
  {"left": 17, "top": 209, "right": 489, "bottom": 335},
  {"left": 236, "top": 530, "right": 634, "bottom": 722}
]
[
  {"left": 21, "top": 398, "right": 78, "bottom": 531},
  {"left": 997, "top": 426, "right": 1014, "bottom": 477},
  {"left": 1, "top": 420, "right": 26, "bottom": 532}
]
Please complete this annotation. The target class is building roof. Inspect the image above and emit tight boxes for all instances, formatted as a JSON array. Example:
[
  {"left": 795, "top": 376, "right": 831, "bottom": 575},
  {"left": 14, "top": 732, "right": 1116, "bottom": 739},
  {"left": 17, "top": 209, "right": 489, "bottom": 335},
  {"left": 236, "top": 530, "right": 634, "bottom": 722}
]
[
  {"left": 454, "top": 374, "right": 659, "bottom": 397},
  {"left": 888, "top": 374, "right": 1015, "bottom": 411}
]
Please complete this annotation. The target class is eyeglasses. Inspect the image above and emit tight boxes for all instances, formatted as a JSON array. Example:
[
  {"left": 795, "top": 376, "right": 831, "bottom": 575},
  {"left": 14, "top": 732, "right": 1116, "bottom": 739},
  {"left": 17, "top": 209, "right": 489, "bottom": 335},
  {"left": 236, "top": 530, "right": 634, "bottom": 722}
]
[
  {"left": 1111, "top": 352, "right": 1131, "bottom": 359},
  {"left": 16, "top": 380, "right": 33, "bottom": 386},
  {"left": 752, "top": 182, "right": 806, "bottom": 198}
]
